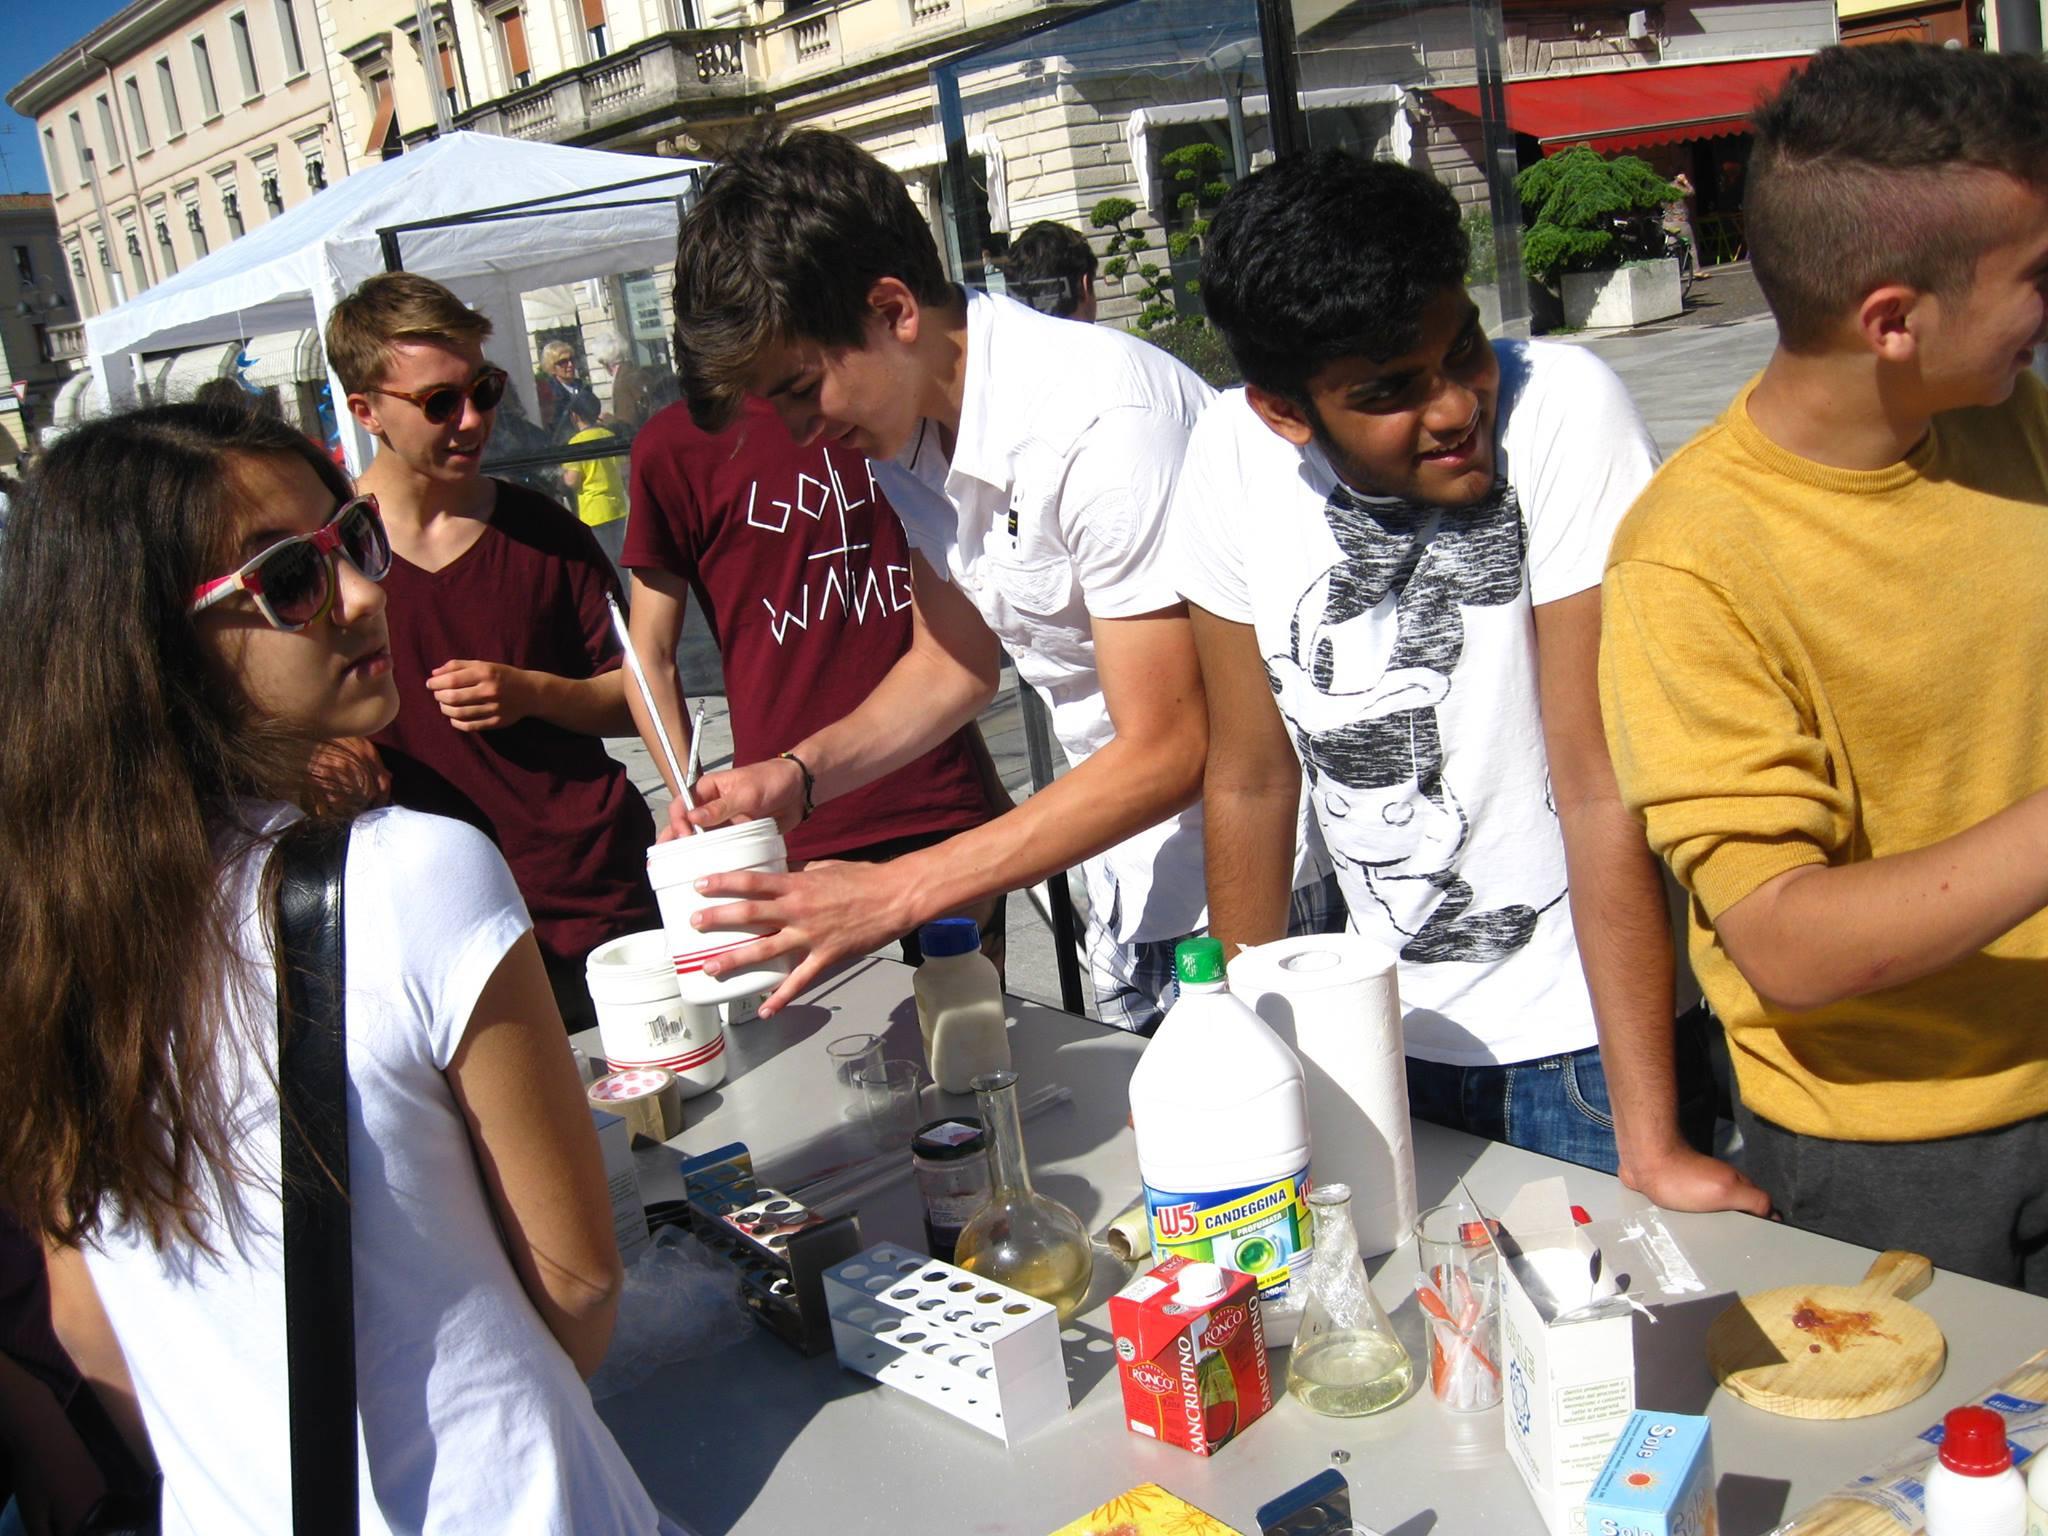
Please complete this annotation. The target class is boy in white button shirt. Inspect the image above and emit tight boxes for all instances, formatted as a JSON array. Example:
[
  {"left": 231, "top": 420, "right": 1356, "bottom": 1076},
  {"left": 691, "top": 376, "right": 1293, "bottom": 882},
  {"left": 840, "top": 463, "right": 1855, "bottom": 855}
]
[
  {"left": 1175, "top": 150, "right": 1765, "bottom": 1208},
  {"left": 661, "top": 128, "right": 1339, "bottom": 1029}
]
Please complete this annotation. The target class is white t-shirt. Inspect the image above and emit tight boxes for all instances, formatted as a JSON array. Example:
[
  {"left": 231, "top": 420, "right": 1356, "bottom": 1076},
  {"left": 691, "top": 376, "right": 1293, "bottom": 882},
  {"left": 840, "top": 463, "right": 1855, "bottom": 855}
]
[
  {"left": 83, "top": 805, "right": 666, "bottom": 1535},
  {"left": 1173, "top": 340, "right": 1658, "bottom": 1065},
  {"left": 876, "top": 289, "right": 1228, "bottom": 945}
]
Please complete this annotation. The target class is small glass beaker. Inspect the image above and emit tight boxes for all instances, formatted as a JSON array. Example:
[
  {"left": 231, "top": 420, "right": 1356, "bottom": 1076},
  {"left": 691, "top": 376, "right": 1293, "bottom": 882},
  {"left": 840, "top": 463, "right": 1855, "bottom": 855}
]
[
  {"left": 826, "top": 1032, "right": 884, "bottom": 1114},
  {"left": 856, "top": 1058, "right": 924, "bottom": 1147},
  {"left": 1415, "top": 1202, "right": 1503, "bottom": 1412},
  {"left": 1285, "top": 1183, "right": 1413, "bottom": 1417}
]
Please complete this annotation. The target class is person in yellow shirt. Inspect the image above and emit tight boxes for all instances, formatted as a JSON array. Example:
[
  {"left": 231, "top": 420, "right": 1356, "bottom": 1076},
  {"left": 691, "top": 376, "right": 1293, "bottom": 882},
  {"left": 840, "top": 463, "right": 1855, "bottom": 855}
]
[
  {"left": 561, "top": 398, "right": 628, "bottom": 575},
  {"left": 1600, "top": 42, "right": 2048, "bottom": 1291}
]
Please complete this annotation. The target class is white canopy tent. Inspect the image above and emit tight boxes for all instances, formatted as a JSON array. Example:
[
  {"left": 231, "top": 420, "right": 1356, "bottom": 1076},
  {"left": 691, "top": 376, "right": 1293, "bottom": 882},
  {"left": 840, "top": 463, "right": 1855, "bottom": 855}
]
[{"left": 82, "top": 132, "right": 707, "bottom": 470}]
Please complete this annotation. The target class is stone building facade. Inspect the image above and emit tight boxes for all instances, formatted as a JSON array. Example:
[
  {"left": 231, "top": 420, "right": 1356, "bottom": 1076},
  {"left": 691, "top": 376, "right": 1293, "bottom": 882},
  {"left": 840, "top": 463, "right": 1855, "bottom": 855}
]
[{"left": 8, "top": 0, "right": 347, "bottom": 319}]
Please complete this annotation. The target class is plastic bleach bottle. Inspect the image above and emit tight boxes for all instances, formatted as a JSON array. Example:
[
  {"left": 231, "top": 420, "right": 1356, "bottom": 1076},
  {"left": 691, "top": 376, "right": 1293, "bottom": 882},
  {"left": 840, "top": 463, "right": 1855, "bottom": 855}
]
[
  {"left": 2027, "top": 1430, "right": 2048, "bottom": 1536},
  {"left": 1127, "top": 937, "right": 1313, "bottom": 1311},
  {"left": 915, "top": 917, "right": 1010, "bottom": 1094},
  {"left": 1925, "top": 1406, "right": 2026, "bottom": 1536}
]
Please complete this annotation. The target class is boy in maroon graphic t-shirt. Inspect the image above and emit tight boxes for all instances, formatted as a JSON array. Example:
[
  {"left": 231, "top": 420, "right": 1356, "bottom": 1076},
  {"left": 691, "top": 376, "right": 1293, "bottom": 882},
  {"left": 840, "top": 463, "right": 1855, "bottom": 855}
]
[
  {"left": 328, "top": 273, "right": 660, "bottom": 1032},
  {"left": 621, "top": 397, "right": 1004, "bottom": 963}
]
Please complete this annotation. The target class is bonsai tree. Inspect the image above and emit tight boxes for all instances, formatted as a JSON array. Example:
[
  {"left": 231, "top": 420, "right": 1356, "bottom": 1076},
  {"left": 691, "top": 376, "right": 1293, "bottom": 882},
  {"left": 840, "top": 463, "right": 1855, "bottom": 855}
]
[
  {"left": 1515, "top": 147, "right": 1680, "bottom": 287},
  {"left": 1091, "top": 142, "right": 1234, "bottom": 331}
]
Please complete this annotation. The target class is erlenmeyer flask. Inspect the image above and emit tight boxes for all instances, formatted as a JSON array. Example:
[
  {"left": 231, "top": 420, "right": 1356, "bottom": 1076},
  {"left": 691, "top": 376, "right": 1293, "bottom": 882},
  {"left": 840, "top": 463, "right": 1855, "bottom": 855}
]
[
  {"left": 953, "top": 1070, "right": 1094, "bottom": 1320},
  {"left": 1285, "top": 1183, "right": 1413, "bottom": 1415}
]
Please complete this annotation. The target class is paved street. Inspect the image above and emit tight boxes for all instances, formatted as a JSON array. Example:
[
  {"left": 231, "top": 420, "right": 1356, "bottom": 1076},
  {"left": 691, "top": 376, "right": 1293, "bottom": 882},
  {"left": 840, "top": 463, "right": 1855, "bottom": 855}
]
[{"left": 606, "top": 306, "right": 1784, "bottom": 1015}]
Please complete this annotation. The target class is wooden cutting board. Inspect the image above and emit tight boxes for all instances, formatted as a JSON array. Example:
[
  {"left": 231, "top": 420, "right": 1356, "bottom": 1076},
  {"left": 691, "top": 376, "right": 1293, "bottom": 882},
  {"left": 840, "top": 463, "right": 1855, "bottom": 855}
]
[{"left": 1706, "top": 1250, "right": 1946, "bottom": 1420}]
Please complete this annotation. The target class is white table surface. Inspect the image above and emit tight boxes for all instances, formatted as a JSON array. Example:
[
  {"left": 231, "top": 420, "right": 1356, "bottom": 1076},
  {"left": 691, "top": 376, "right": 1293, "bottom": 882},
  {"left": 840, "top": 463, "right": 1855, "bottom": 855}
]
[{"left": 585, "top": 956, "right": 2048, "bottom": 1536}]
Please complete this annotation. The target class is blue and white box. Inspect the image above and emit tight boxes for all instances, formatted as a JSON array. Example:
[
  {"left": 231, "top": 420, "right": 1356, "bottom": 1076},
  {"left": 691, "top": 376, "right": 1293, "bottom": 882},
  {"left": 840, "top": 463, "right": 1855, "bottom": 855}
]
[{"left": 1583, "top": 1411, "right": 1716, "bottom": 1536}]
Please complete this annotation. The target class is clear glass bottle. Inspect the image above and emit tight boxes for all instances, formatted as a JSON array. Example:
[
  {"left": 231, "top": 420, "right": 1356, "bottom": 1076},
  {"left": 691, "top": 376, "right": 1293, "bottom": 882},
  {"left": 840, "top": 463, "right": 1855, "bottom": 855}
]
[
  {"left": 1285, "top": 1183, "right": 1414, "bottom": 1416},
  {"left": 952, "top": 1070, "right": 1094, "bottom": 1320}
]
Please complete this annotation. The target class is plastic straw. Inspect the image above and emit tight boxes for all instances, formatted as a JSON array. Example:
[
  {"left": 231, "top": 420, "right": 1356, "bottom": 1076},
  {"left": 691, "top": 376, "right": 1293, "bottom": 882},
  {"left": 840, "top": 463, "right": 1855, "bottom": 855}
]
[
  {"left": 606, "top": 592, "right": 696, "bottom": 823},
  {"left": 685, "top": 701, "right": 708, "bottom": 788}
]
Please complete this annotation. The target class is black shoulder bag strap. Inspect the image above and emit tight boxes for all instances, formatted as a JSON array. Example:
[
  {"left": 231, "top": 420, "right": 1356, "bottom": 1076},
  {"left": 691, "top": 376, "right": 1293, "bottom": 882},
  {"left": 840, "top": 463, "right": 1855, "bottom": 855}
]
[{"left": 276, "top": 819, "right": 359, "bottom": 1533}]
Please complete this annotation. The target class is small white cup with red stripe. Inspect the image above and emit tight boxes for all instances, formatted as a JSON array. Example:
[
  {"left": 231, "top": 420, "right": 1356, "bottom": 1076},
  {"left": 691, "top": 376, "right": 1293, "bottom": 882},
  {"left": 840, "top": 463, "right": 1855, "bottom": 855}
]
[
  {"left": 645, "top": 819, "right": 793, "bottom": 1008},
  {"left": 584, "top": 929, "right": 730, "bottom": 1095}
]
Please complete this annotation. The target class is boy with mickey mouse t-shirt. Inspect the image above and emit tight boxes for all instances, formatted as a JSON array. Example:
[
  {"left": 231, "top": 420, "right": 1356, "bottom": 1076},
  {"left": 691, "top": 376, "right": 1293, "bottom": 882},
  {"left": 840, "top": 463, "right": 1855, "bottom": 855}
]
[{"left": 1173, "top": 151, "right": 1764, "bottom": 1215}]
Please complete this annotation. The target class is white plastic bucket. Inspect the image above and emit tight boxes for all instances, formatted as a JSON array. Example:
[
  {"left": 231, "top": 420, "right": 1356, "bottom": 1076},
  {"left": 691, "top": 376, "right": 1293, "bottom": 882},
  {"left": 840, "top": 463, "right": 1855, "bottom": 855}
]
[
  {"left": 645, "top": 819, "right": 793, "bottom": 1005},
  {"left": 585, "top": 929, "right": 728, "bottom": 1096}
]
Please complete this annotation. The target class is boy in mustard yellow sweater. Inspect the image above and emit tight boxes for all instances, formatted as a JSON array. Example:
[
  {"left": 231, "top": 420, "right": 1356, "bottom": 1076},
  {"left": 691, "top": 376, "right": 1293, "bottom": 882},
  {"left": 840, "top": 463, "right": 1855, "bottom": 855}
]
[{"left": 1600, "top": 42, "right": 2048, "bottom": 1291}]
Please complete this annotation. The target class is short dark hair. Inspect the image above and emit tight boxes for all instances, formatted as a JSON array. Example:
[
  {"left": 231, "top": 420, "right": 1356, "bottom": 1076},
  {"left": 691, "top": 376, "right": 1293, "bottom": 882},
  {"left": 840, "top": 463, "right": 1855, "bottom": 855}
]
[
  {"left": 1003, "top": 221, "right": 1097, "bottom": 317},
  {"left": 325, "top": 272, "right": 492, "bottom": 397},
  {"left": 1749, "top": 43, "right": 2048, "bottom": 351},
  {"left": 671, "top": 128, "right": 953, "bottom": 430},
  {"left": 1200, "top": 152, "right": 1468, "bottom": 400}
]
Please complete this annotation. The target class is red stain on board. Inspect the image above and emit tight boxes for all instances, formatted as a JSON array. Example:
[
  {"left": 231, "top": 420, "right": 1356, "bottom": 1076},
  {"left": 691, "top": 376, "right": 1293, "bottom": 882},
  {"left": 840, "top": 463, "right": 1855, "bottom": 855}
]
[{"left": 1791, "top": 1299, "right": 1900, "bottom": 1352}]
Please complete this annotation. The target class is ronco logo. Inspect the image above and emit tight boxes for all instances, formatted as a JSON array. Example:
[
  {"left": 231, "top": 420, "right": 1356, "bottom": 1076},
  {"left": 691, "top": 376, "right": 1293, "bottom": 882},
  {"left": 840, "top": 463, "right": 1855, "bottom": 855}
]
[
  {"left": 1200, "top": 1306, "right": 1244, "bottom": 1350},
  {"left": 1156, "top": 1202, "right": 1200, "bottom": 1241},
  {"left": 1127, "top": 1360, "right": 1176, "bottom": 1397}
]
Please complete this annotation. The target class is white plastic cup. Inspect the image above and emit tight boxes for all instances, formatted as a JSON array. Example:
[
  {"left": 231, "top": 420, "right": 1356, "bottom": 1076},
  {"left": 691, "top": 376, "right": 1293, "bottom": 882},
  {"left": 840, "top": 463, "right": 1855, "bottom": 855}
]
[
  {"left": 584, "top": 928, "right": 728, "bottom": 1096},
  {"left": 645, "top": 820, "right": 794, "bottom": 1005}
]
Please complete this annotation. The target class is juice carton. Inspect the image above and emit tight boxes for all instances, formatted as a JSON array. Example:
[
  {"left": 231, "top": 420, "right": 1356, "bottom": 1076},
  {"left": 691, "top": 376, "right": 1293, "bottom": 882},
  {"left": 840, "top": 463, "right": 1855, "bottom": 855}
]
[
  {"left": 1496, "top": 1178, "right": 1639, "bottom": 1536},
  {"left": 1110, "top": 1256, "right": 1273, "bottom": 1457},
  {"left": 1583, "top": 1412, "right": 1716, "bottom": 1536}
]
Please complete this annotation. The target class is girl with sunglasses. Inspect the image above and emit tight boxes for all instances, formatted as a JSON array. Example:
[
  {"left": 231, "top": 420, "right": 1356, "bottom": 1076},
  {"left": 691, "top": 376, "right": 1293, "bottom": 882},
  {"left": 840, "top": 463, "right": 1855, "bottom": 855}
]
[{"left": 0, "top": 403, "right": 673, "bottom": 1534}]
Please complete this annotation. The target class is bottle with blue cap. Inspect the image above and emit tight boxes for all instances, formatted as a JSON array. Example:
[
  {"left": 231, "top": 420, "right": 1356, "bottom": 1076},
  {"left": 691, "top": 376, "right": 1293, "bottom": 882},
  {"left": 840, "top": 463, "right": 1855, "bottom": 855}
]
[{"left": 915, "top": 917, "right": 1010, "bottom": 1094}]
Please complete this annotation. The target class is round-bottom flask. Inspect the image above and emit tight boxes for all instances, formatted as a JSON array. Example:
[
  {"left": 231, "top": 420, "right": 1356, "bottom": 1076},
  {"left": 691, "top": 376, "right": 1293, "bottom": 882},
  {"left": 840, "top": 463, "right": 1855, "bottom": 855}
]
[{"left": 952, "top": 1070, "right": 1093, "bottom": 1320}]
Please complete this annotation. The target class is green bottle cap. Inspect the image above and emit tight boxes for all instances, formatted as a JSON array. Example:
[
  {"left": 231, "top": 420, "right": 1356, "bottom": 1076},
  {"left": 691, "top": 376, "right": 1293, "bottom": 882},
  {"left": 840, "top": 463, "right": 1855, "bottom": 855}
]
[{"left": 1174, "top": 936, "right": 1226, "bottom": 986}]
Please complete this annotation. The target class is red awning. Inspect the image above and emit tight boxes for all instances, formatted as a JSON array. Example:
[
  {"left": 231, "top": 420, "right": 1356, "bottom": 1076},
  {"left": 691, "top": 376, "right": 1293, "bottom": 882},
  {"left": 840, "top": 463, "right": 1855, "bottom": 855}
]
[{"left": 1430, "top": 55, "right": 1806, "bottom": 155}]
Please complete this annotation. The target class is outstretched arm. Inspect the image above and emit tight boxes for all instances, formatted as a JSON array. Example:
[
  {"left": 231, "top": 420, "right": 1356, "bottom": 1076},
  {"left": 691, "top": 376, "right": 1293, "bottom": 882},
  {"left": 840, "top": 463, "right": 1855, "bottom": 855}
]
[
  {"left": 687, "top": 601, "right": 1207, "bottom": 1013},
  {"left": 681, "top": 549, "right": 1005, "bottom": 832}
]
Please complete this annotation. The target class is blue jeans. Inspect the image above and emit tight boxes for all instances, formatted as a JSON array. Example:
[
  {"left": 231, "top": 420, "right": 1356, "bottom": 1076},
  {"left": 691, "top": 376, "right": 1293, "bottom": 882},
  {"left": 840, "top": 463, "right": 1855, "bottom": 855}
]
[{"left": 1405, "top": 1044, "right": 1620, "bottom": 1174}]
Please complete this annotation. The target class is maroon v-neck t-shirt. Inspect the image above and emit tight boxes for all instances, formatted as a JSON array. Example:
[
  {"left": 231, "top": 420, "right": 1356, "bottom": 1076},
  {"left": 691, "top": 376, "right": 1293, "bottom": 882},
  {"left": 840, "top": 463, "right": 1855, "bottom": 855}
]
[
  {"left": 621, "top": 400, "right": 990, "bottom": 863},
  {"left": 376, "top": 480, "right": 660, "bottom": 965}
]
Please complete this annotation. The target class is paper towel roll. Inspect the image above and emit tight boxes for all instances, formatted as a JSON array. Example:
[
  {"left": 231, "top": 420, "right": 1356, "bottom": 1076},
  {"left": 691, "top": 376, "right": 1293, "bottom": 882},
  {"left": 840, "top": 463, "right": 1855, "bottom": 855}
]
[{"left": 1229, "top": 935, "right": 1416, "bottom": 1258}]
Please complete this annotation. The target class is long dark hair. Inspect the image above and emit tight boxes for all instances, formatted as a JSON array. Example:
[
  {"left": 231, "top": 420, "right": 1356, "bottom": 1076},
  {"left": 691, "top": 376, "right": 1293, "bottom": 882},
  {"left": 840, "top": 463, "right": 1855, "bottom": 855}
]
[{"left": 0, "top": 402, "right": 360, "bottom": 1250}]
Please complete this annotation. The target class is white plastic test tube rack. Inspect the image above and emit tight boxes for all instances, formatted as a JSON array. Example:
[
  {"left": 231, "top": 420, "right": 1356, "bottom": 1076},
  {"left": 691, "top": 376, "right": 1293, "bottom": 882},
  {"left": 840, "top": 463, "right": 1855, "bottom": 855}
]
[{"left": 822, "top": 1244, "right": 1069, "bottom": 1445}]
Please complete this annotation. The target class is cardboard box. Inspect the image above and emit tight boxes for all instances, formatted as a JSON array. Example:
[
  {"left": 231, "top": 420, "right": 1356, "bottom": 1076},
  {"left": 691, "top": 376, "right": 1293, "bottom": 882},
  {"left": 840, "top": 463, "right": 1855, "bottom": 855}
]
[
  {"left": 1584, "top": 1412, "right": 1715, "bottom": 1536},
  {"left": 591, "top": 1107, "right": 650, "bottom": 1266},
  {"left": 1497, "top": 1178, "right": 1638, "bottom": 1536},
  {"left": 1110, "top": 1256, "right": 1273, "bottom": 1457},
  {"left": 1047, "top": 1484, "right": 1246, "bottom": 1536}
]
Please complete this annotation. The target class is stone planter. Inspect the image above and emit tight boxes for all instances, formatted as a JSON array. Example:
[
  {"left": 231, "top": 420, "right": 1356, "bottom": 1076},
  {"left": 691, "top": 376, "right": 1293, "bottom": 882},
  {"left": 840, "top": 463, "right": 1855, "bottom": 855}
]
[{"left": 1561, "top": 258, "right": 1683, "bottom": 330}]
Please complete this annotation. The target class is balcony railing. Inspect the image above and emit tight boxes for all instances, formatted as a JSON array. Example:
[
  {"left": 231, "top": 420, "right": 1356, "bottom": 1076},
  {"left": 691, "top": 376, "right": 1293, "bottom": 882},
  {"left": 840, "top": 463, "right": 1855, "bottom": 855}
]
[
  {"left": 44, "top": 322, "right": 87, "bottom": 365},
  {"left": 457, "top": 27, "right": 759, "bottom": 143}
]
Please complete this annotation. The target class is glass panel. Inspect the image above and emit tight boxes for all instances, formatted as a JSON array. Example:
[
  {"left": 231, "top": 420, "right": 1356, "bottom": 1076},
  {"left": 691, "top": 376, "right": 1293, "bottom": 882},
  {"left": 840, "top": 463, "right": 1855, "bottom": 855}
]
[
  {"left": 432, "top": 270, "right": 684, "bottom": 524},
  {"left": 932, "top": 0, "right": 1267, "bottom": 354},
  {"left": 1288, "top": 0, "right": 1526, "bottom": 332}
]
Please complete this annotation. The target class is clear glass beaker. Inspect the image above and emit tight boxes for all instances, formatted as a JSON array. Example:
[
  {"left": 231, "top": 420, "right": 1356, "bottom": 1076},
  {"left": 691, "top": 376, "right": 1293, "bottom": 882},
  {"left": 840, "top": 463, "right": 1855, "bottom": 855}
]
[
  {"left": 952, "top": 1070, "right": 1093, "bottom": 1320},
  {"left": 1285, "top": 1182, "right": 1413, "bottom": 1416}
]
